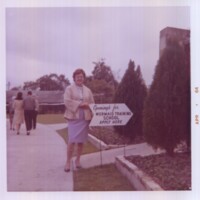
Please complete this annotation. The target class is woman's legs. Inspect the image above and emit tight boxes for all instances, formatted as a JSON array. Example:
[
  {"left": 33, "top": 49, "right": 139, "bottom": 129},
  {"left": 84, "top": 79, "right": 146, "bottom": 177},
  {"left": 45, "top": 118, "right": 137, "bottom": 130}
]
[
  {"left": 16, "top": 123, "right": 21, "bottom": 134},
  {"left": 65, "top": 143, "right": 75, "bottom": 171},
  {"left": 9, "top": 114, "right": 14, "bottom": 130},
  {"left": 65, "top": 142, "right": 84, "bottom": 171},
  {"left": 32, "top": 110, "right": 38, "bottom": 129},
  {"left": 75, "top": 143, "right": 83, "bottom": 167}
]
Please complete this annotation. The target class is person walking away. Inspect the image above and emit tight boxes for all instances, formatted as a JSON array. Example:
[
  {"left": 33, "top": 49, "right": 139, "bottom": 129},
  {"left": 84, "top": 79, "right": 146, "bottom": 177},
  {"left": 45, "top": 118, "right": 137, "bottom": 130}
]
[
  {"left": 64, "top": 68, "right": 94, "bottom": 172},
  {"left": 8, "top": 96, "right": 15, "bottom": 130},
  {"left": 13, "top": 92, "right": 24, "bottom": 135},
  {"left": 32, "top": 95, "right": 39, "bottom": 129},
  {"left": 23, "top": 91, "right": 36, "bottom": 135}
]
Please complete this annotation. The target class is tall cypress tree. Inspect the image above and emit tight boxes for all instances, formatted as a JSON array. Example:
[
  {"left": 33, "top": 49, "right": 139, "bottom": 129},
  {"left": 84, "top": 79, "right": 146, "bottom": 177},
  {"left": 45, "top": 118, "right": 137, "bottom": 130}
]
[
  {"left": 143, "top": 38, "right": 190, "bottom": 155},
  {"left": 114, "top": 60, "right": 147, "bottom": 139}
]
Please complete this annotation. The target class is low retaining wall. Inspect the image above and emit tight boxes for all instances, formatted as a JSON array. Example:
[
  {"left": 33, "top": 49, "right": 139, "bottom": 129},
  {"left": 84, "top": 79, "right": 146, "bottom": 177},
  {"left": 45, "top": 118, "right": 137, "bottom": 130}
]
[
  {"left": 88, "top": 134, "right": 109, "bottom": 150},
  {"left": 115, "top": 155, "right": 163, "bottom": 191},
  {"left": 88, "top": 134, "right": 126, "bottom": 150}
]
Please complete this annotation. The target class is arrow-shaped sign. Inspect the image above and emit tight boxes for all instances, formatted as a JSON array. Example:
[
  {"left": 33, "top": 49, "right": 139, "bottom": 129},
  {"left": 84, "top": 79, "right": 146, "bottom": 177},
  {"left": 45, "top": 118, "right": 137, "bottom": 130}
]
[{"left": 89, "top": 103, "right": 133, "bottom": 127}]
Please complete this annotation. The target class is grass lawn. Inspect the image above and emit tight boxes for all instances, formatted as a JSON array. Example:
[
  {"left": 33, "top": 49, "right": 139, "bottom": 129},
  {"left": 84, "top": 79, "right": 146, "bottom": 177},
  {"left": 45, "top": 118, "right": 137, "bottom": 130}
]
[
  {"left": 37, "top": 114, "right": 66, "bottom": 124},
  {"left": 74, "top": 164, "right": 134, "bottom": 191}
]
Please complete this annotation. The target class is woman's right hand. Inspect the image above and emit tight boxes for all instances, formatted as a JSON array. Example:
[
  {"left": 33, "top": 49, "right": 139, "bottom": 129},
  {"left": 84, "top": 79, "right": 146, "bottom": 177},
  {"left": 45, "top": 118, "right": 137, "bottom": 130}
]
[{"left": 79, "top": 102, "right": 89, "bottom": 109}]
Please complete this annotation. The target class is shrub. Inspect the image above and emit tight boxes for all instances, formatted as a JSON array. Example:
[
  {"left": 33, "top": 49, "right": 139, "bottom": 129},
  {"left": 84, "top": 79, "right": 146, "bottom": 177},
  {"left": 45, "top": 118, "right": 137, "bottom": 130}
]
[
  {"left": 114, "top": 60, "right": 147, "bottom": 139},
  {"left": 143, "top": 38, "right": 190, "bottom": 155}
]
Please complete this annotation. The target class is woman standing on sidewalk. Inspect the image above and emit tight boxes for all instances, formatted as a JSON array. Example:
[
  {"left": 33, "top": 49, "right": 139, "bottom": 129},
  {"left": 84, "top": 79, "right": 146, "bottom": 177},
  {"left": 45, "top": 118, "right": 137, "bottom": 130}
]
[
  {"left": 8, "top": 96, "right": 15, "bottom": 130},
  {"left": 64, "top": 68, "right": 94, "bottom": 172},
  {"left": 13, "top": 92, "right": 24, "bottom": 135}
]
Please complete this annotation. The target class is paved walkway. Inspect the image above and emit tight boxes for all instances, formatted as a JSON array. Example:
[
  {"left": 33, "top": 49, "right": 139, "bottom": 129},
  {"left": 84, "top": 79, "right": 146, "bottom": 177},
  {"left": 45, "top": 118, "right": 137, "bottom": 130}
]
[
  {"left": 7, "top": 121, "right": 164, "bottom": 191},
  {"left": 7, "top": 122, "right": 72, "bottom": 191}
]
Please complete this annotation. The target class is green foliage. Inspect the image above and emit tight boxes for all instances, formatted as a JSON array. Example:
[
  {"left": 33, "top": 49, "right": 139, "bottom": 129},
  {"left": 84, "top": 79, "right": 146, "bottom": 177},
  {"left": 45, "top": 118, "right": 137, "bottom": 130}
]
[
  {"left": 85, "top": 59, "right": 118, "bottom": 103},
  {"left": 143, "top": 38, "right": 190, "bottom": 155},
  {"left": 23, "top": 73, "right": 70, "bottom": 91},
  {"left": 23, "top": 81, "right": 38, "bottom": 90},
  {"left": 92, "top": 58, "right": 118, "bottom": 88},
  {"left": 114, "top": 60, "right": 147, "bottom": 139},
  {"left": 85, "top": 79, "right": 115, "bottom": 103}
]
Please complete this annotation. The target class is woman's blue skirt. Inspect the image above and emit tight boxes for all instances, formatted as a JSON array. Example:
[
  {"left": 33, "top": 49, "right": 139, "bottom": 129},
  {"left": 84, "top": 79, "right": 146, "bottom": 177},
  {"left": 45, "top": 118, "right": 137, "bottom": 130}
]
[{"left": 67, "top": 109, "right": 89, "bottom": 143}]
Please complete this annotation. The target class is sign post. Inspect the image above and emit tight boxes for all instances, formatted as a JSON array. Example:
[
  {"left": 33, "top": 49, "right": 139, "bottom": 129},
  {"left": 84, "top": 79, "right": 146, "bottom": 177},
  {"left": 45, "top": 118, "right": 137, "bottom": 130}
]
[{"left": 89, "top": 103, "right": 133, "bottom": 166}]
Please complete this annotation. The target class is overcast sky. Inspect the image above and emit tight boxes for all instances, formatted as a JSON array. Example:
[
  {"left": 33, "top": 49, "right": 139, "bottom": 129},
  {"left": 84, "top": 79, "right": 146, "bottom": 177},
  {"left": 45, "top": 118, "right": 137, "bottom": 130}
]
[{"left": 6, "top": 6, "right": 190, "bottom": 88}]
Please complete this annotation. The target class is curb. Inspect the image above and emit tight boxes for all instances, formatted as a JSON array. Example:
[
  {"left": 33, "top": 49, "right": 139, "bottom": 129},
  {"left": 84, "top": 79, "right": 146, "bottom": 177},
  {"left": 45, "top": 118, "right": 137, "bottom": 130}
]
[
  {"left": 88, "top": 134, "right": 126, "bottom": 150},
  {"left": 88, "top": 134, "right": 109, "bottom": 150},
  {"left": 115, "top": 155, "right": 163, "bottom": 191}
]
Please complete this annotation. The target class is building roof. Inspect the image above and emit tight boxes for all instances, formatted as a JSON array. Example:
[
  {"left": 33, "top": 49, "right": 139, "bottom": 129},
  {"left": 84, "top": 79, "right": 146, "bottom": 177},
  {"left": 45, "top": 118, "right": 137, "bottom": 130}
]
[{"left": 160, "top": 26, "right": 190, "bottom": 35}]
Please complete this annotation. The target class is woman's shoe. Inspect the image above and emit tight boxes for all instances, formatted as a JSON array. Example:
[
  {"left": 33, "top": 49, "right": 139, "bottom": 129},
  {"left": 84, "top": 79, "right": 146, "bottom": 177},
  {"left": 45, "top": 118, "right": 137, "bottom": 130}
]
[
  {"left": 75, "top": 160, "right": 82, "bottom": 169},
  {"left": 64, "top": 168, "right": 70, "bottom": 172},
  {"left": 64, "top": 163, "right": 70, "bottom": 172},
  {"left": 76, "top": 165, "right": 82, "bottom": 169}
]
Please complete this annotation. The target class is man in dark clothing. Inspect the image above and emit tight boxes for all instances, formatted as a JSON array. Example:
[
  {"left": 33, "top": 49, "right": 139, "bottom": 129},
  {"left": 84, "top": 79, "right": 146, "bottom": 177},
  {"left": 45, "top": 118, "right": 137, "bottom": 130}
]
[
  {"left": 32, "top": 95, "right": 39, "bottom": 129},
  {"left": 23, "top": 91, "right": 36, "bottom": 135}
]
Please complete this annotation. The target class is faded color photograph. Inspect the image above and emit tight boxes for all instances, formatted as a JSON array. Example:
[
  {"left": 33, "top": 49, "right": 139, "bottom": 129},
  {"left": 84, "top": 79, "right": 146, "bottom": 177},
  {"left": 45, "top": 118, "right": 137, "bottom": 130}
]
[{"left": 6, "top": 7, "right": 191, "bottom": 192}]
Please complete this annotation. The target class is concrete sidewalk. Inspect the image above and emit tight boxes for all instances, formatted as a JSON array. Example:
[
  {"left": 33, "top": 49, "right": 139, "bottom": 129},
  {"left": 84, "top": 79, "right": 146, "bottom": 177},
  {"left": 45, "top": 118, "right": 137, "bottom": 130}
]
[
  {"left": 7, "top": 121, "right": 73, "bottom": 191},
  {"left": 7, "top": 121, "right": 164, "bottom": 192}
]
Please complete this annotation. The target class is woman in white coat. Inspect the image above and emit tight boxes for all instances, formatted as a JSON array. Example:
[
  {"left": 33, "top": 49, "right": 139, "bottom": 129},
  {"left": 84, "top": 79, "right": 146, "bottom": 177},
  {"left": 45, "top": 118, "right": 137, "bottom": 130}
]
[
  {"left": 64, "top": 69, "right": 94, "bottom": 172},
  {"left": 13, "top": 92, "right": 24, "bottom": 135}
]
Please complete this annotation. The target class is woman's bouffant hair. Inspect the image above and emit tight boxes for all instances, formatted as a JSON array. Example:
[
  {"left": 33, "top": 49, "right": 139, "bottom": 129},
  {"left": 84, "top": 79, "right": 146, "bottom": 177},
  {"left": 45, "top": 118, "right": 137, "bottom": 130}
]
[
  {"left": 73, "top": 68, "right": 86, "bottom": 80},
  {"left": 15, "top": 92, "right": 23, "bottom": 100}
]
